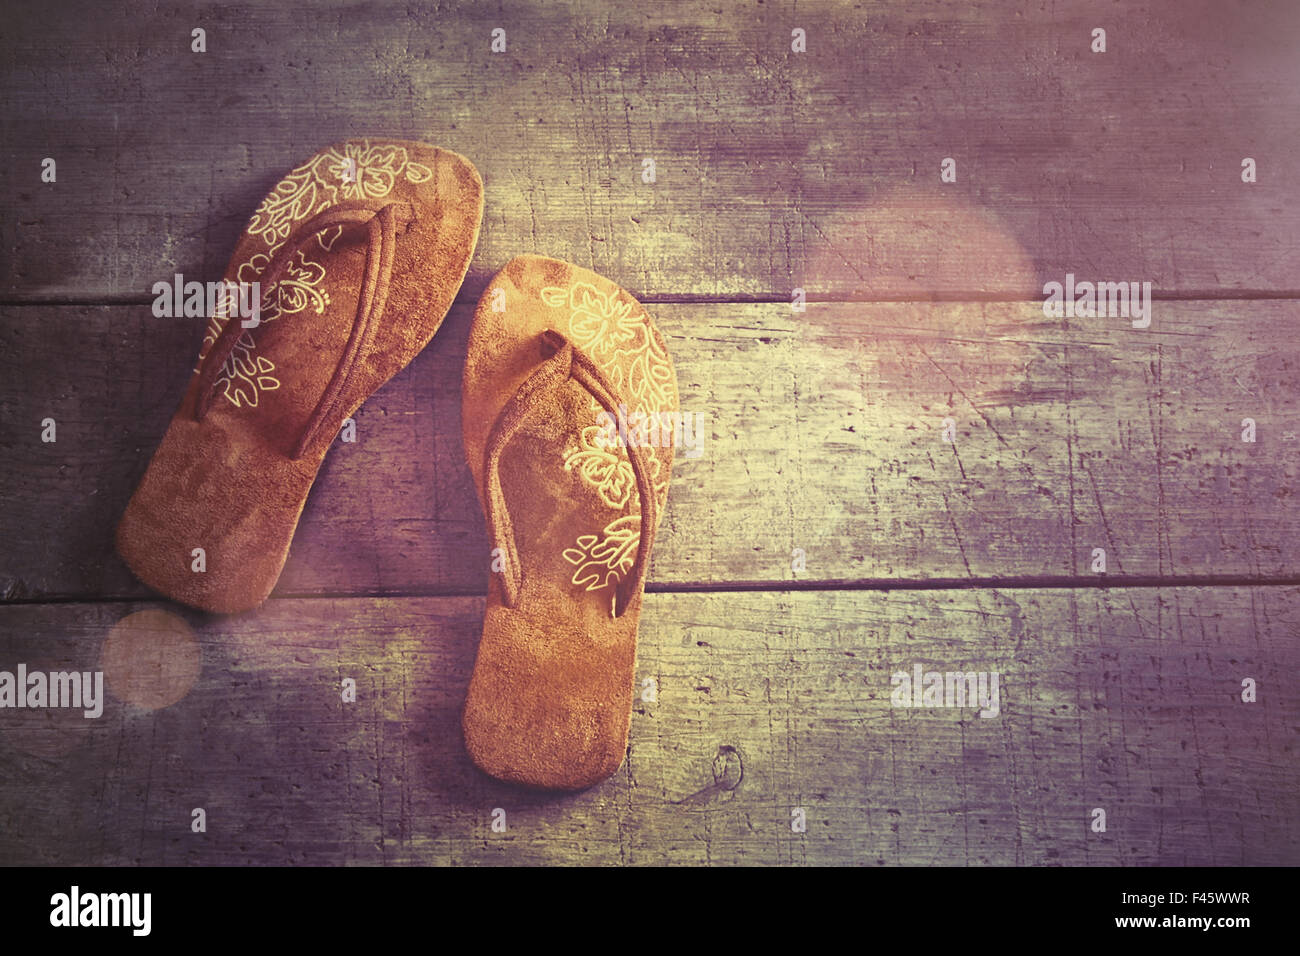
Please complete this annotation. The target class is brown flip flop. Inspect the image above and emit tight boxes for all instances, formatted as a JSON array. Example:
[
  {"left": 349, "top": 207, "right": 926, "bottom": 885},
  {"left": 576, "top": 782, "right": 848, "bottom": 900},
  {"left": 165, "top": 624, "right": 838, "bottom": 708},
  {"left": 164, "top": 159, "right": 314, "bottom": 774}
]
[
  {"left": 461, "top": 255, "right": 679, "bottom": 790},
  {"left": 117, "top": 139, "right": 483, "bottom": 613}
]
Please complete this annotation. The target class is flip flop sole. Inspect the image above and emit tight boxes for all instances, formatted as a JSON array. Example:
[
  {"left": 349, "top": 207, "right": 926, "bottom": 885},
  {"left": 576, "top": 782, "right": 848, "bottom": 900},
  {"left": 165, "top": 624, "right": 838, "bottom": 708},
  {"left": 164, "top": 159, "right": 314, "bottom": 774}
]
[
  {"left": 461, "top": 255, "right": 679, "bottom": 790},
  {"left": 117, "top": 139, "right": 483, "bottom": 613}
]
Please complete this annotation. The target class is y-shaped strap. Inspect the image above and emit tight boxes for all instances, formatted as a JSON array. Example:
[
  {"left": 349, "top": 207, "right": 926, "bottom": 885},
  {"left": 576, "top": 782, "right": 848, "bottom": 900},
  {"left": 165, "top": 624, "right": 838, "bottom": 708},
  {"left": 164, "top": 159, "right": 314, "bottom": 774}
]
[
  {"left": 484, "top": 329, "right": 658, "bottom": 618},
  {"left": 194, "top": 198, "right": 415, "bottom": 460}
]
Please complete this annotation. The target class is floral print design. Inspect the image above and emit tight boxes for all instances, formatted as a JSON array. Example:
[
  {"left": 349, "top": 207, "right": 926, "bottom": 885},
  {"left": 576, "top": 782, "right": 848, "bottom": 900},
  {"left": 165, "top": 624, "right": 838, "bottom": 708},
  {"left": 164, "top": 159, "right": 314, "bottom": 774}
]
[
  {"left": 562, "top": 515, "right": 642, "bottom": 593},
  {"left": 199, "top": 141, "right": 431, "bottom": 408},
  {"left": 236, "top": 249, "right": 330, "bottom": 323},
  {"left": 540, "top": 282, "right": 674, "bottom": 594},
  {"left": 563, "top": 425, "right": 659, "bottom": 511}
]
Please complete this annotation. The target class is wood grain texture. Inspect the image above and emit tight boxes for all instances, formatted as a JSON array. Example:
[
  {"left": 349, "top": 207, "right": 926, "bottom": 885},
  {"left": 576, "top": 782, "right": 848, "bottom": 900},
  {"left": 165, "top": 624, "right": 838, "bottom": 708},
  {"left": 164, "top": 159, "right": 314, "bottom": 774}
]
[
  {"left": 3, "top": 300, "right": 1297, "bottom": 601},
  {"left": 2, "top": 0, "right": 1297, "bottom": 870},
  {"left": 3, "top": 0, "right": 1299, "bottom": 300},
  {"left": 0, "top": 588, "right": 1294, "bottom": 866}
]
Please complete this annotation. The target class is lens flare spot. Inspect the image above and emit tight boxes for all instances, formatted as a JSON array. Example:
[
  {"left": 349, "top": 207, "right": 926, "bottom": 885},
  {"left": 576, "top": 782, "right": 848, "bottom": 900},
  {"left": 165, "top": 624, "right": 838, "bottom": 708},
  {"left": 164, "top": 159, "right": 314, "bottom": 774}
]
[{"left": 101, "top": 609, "right": 201, "bottom": 711}]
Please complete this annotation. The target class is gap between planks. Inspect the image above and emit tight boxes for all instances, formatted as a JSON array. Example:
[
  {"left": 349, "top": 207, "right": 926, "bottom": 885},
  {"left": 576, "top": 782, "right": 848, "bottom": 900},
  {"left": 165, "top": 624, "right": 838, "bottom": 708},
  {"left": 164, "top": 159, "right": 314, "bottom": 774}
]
[
  {"left": 7, "top": 291, "right": 1300, "bottom": 308},
  {"left": 9, "top": 572, "right": 1300, "bottom": 608}
]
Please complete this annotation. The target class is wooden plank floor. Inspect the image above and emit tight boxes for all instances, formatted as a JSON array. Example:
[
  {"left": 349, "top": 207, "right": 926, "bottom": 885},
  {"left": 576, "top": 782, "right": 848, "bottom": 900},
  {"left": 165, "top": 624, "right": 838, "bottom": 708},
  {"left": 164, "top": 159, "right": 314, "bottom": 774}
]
[
  {"left": 2, "top": 589, "right": 1296, "bottom": 866},
  {"left": 5, "top": 1, "right": 1300, "bottom": 300},
  {"left": 1, "top": 0, "right": 1297, "bottom": 865},
  {"left": 4, "top": 299, "right": 1300, "bottom": 600}
]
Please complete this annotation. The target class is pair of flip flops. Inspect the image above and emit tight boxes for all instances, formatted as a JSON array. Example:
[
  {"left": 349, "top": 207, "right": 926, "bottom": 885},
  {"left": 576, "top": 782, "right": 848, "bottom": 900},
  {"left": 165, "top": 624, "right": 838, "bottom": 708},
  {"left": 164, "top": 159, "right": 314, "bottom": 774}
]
[{"left": 116, "top": 139, "right": 679, "bottom": 791}]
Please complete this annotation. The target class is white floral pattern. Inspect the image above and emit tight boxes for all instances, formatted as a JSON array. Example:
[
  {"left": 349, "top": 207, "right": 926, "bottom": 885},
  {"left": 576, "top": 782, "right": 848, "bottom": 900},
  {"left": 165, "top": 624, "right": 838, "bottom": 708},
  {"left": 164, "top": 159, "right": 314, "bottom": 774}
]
[
  {"left": 540, "top": 282, "right": 674, "bottom": 594},
  {"left": 562, "top": 515, "right": 641, "bottom": 593},
  {"left": 198, "top": 141, "right": 432, "bottom": 408}
]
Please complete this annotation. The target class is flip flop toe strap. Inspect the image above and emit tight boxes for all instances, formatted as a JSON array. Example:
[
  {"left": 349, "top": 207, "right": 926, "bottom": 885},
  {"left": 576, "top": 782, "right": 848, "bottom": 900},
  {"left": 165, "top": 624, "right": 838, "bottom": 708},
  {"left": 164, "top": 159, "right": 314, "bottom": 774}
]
[
  {"left": 194, "top": 198, "right": 415, "bottom": 460},
  {"left": 483, "top": 329, "right": 659, "bottom": 619}
]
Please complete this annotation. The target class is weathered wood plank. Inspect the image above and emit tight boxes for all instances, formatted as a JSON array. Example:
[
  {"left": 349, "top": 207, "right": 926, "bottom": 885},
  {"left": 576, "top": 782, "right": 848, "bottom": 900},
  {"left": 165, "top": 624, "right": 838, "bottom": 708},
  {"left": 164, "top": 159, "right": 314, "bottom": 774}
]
[
  {"left": 3, "top": 1, "right": 1298, "bottom": 299},
  {"left": 0, "top": 588, "right": 1294, "bottom": 865},
  {"left": 3, "top": 300, "right": 1297, "bottom": 600}
]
